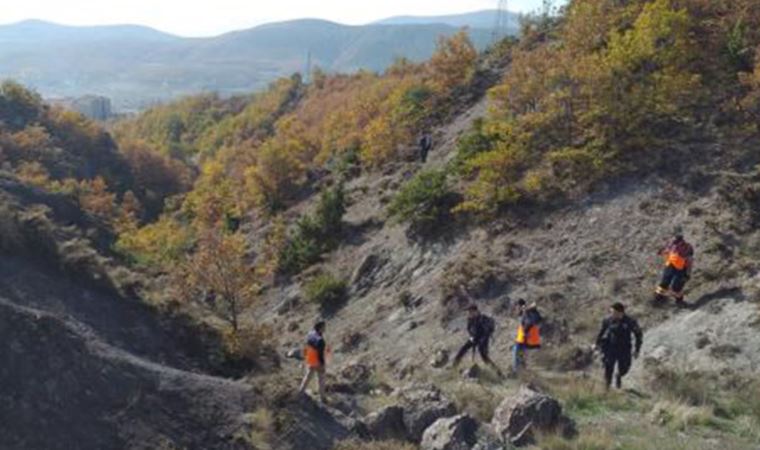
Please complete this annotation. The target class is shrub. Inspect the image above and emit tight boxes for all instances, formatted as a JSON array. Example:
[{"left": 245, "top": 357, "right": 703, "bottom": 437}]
[
  {"left": 278, "top": 184, "right": 346, "bottom": 274},
  {"left": 388, "top": 169, "right": 454, "bottom": 230},
  {"left": 451, "top": 118, "right": 493, "bottom": 171},
  {"left": 303, "top": 272, "right": 348, "bottom": 314}
]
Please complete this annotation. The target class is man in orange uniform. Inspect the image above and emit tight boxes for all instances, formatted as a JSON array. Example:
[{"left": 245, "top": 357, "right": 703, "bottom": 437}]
[
  {"left": 299, "top": 321, "right": 327, "bottom": 403},
  {"left": 655, "top": 233, "right": 694, "bottom": 306},
  {"left": 513, "top": 299, "right": 542, "bottom": 372}
]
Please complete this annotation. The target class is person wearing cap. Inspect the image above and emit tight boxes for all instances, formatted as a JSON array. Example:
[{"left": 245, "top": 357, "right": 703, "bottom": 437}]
[
  {"left": 513, "top": 299, "right": 542, "bottom": 372},
  {"left": 595, "top": 302, "right": 643, "bottom": 390},
  {"left": 299, "top": 321, "right": 328, "bottom": 402},
  {"left": 452, "top": 305, "right": 502, "bottom": 375},
  {"left": 655, "top": 232, "right": 694, "bottom": 306}
]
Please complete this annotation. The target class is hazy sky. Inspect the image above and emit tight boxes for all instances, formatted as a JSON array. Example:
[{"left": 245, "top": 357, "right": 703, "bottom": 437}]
[{"left": 0, "top": 0, "right": 555, "bottom": 37}]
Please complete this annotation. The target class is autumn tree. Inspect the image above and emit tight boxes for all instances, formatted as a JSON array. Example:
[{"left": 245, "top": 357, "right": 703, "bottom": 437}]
[
  {"left": 428, "top": 30, "right": 478, "bottom": 92},
  {"left": 174, "top": 230, "right": 256, "bottom": 332}
]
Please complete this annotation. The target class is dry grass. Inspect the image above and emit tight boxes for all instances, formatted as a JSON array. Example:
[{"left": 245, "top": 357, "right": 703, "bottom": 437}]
[
  {"left": 449, "top": 382, "right": 504, "bottom": 422},
  {"left": 333, "top": 439, "right": 416, "bottom": 450},
  {"left": 246, "top": 407, "right": 275, "bottom": 450},
  {"left": 649, "top": 400, "right": 716, "bottom": 431}
]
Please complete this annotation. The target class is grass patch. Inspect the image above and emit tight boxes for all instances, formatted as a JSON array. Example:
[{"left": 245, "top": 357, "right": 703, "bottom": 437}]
[
  {"left": 450, "top": 383, "right": 503, "bottom": 422},
  {"left": 649, "top": 400, "right": 717, "bottom": 431},
  {"left": 247, "top": 407, "right": 275, "bottom": 450},
  {"left": 538, "top": 429, "right": 615, "bottom": 450},
  {"left": 548, "top": 375, "right": 640, "bottom": 418},
  {"left": 333, "top": 439, "right": 415, "bottom": 450}
]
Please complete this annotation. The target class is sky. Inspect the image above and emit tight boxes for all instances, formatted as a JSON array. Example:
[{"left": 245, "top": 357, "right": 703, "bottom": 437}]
[{"left": 0, "top": 0, "right": 555, "bottom": 37}]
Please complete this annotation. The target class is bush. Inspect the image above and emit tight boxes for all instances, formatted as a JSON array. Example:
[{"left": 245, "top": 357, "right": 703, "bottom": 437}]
[
  {"left": 278, "top": 184, "right": 346, "bottom": 274},
  {"left": 388, "top": 169, "right": 454, "bottom": 230},
  {"left": 303, "top": 272, "right": 348, "bottom": 314},
  {"left": 451, "top": 118, "right": 493, "bottom": 171}
]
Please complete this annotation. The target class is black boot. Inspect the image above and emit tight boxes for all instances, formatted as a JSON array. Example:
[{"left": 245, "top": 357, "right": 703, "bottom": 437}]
[{"left": 615, "top": 373, "right": 622, "bottom": 389}]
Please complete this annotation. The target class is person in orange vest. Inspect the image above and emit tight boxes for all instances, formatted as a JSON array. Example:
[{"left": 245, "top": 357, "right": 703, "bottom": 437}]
[
  {"left": 298, "top": 321, "right": 327, "bottom": 403},
  {"left": 513, "top": 299, "right": 542, "bottom": 372},
  {"left": 655, "top": 233, "right": 694, "bottom": 306}
]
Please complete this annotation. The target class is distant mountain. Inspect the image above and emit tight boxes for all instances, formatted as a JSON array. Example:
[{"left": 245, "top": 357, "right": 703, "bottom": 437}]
[
  {"left": 0, "top": 18, "right": 498, "bottom": 112},
  {"left": 0, "top": 19, "right": 179, "bottom": 43},
  {"left": 375, "top": 9, "right": 521, "bottom": 31}
]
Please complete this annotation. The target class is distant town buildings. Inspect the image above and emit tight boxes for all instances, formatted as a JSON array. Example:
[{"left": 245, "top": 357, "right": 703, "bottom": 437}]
[{"left": 49, "top": 95, "right": 114, "bottom": 121}]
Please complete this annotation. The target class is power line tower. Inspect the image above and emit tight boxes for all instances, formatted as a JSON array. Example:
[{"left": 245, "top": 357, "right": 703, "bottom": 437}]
[
  {"left": 303, "top": 49, "right": 313, "bottom": 84},
  {"left": 492, "top": 0, "right": 510, "bottom": 43}
]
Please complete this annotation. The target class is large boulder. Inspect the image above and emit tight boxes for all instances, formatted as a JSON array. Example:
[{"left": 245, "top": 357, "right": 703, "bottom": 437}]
[
  {"left": 396, "top": 384, "right": 458, "bottom": 442},
  {"left": 420, "top": 414, "right": 478, "bottom": 450},
  {"left": 363, "top": 405, "right": 408, "bottom": 442},
  {"left": 491, "top": 386, "right": 576, "bottom": 447}
]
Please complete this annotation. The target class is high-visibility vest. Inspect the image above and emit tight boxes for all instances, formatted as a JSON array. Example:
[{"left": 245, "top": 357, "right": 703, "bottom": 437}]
[
  {"left": 516, "top": 324, "right": 541, "bottom": 348},
  {"left": 666, "top": 252, "right": 688, "bottom": 270},
  {"left": 304, "top": 346, "right": 322, "bottom": 368}
]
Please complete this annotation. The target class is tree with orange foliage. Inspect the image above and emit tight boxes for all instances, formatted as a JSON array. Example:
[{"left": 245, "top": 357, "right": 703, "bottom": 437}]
[
  {"left": 79, "top": 176, "right": 117, "bottom": 220},
  {"left": 174, "top": 230, "right": 256, "bottom": 332},
  {"left": 428, "top": 30, "right": 478, "bottom": 93}
]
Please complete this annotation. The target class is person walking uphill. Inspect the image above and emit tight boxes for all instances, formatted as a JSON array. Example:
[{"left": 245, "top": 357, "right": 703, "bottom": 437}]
[
  {"left": 452, "top": 305, "right": 503, "bottom": 376},
  {"left": 655, "top": 232, "right": 694, "bottom": 306},
  {"left": 513, "top": 299, "right": 542, "bottom": 372},
  {"left": 595, "top": 303, "right": 642, "bottom": 390},
  {"left": 418, "top": 132, "right": 433, "bottom": 163},
  {"left": 299, "top": 321, "right": 328, "bottom": 403}
]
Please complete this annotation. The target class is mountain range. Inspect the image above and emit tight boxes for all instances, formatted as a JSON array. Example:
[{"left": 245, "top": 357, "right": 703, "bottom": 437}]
[{"left": 0, "top": 11, "right": 518, "bottom": 112}]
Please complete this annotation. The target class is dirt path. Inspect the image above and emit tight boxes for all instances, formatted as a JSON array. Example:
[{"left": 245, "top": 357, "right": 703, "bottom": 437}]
[{"left": 427, "top": 96, "right": 489, "bottom": 167}]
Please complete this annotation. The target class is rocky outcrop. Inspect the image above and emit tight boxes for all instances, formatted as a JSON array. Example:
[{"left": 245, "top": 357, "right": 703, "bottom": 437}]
[
  {"left": 364, "top": 405, "right": 408, "bottom": 442},
  {"left": 420, "top": 414, "right": 478, "bottom": 450},
  {"left": 491, "top": 386, "right": 576, "bottom": 447},
  {"left": 396, "top": 385, "right": 458, "bottom": 442}
]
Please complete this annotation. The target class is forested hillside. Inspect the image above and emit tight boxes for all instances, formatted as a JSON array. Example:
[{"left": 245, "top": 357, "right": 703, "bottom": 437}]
[{"left": 0, "top": 19, "right": 493, "bottom": 110}]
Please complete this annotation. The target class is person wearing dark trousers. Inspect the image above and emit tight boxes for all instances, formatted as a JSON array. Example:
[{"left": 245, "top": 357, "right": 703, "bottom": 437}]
[
  {"left": 452, "top": 305, "right": 503, "bottom": 376},
  {"left": 655, "top": 232, "right": 694, "bottom": 306},
  {"left": 595, "top": 303, "right": 643, "bottom": 390},
  {"left": 418, "top": 133, "right": 432, "bottom": 163}
]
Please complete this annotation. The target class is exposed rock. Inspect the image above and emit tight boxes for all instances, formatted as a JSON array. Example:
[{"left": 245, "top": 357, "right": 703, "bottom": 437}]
[
  {"left": 363, "top": 405, "right": 408, "bottom": 442},
  {"left": 396, "top": 384, "right": 458, "bottom": 442},
  {"left": 420, "top": 414, "right": 478, "bottom": 450},
  {"left": 430, "top": 349, "right": 450, "bottom": 368},
  {"left": 351, "top": 253, "right": 387, "bottom": 295},
  {"left": 491, "top": 386, "right": 576, "bottom": 447}
]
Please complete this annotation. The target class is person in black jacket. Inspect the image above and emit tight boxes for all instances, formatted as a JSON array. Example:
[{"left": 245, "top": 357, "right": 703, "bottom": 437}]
[
  {"left": 418, "top": 133, "right": 433, "bottom": 163},
  {"left": 452, "top": 305, "right": 503, "bottom": 376},
  {"left": 595, "top": 303, "right": 643, "bottom": 390}
]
